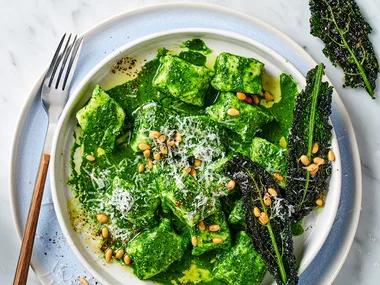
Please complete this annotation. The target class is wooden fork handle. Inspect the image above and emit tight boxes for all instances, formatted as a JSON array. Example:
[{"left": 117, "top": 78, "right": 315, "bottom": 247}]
[{"left": 13, "top": 153, "right": 50, "bottom": 285}]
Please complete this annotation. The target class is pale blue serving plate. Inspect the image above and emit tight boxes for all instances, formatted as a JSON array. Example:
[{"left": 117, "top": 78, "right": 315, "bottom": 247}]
[{"left": 10, "top": 3, "right": 361, "bottom": 285}]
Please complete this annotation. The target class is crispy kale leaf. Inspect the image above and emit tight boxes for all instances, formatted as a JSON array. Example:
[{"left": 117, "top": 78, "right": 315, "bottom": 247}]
[
  {"left": 225, "top": 154, "right": 298, "bottom": 285},
  {"left": 310, "top": 0, "right": 379, "bottom": 97},
  {"left": 286, "top": 64, "right": 333, "bottom": 223}
]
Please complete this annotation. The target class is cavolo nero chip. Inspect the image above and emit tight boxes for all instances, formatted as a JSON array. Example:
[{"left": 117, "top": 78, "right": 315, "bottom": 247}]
[
  {"left": 286, "top": 64, "right": 333, "bottom": 223},
  {"left": 225, "top": 154, "right": 298, "bottom": 285},
  {"left": 310, "top": 0, "right": 379, "bottom": 97}
]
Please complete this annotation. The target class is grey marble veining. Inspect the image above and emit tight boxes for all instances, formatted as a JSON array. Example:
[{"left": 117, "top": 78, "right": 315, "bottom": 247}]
[{"left": 0, "top": 0, "right": 379, "bottom": 284}]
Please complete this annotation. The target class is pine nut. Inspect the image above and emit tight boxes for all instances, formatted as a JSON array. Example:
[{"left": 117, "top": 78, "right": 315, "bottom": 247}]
[
  {"left": 313, "top": 157, "right": 326, "bottom": 165},
  {"left": 138, "top": 163, "right": 145, "bottom": 173},
  {"left": 147, "top": 158, "right": 153, "bottom": 169},
  {"left": 236, "top": 92, "right": 247, "bottom": 100},
  {"left": 154, "top": 152, "right": 161, "bottom": 160},
  {"left": 190, "top": 168, "right": 197, "bottom": 178},
  {"left": 264, "top": 195, "right": 272, "bottom": 206},
  {"left": 175, "top": 132, "right": 182, "bottom": 142},
  {"left": 258, "top": 90, "right": 264, "bottom": 97},
  {"left": 86, "top": 155, "right": 96, "bottom": 162},
  {"left": 194, "top": 159, "right": 202, "bottom": 167},
  {"left": 160, "top": 144, "right": 168, "bottom": 155},
  {"left": 227, "top": 108, "right": 240, "bottom": 116},
  {"left": 306, "top": 163, "right": 319, "bottom": 173},
  {"left": 169, "top": 139, "right": 176, "bottom": 147},
  {"left": 300, "top": 155, "right": 310, "bottom": 166},
  {"left": 253, "top": 207, "right": 261, "bottom": 217},
  {"left": 259, "top": 212, "right": 269, "bottom": 225},
  {"left": 328, "top": 150, "right": 335, "bottom": 161},
  {"left": 115, "top": 249, "right": 124, "bottom": 259},
  {"left": 264, "top": 91, "right": 274, "bottom": 102},
  {"left": 316, "top": 199, "right": 324, "bottom": 206},
  {"left": 79, "top": 277, "right": 89, "bottom": 285},
  {"left": 149, "top": 131, "right": 160, "bottom": 139},
  {"left": 183, "top": 167, "right": 191, "bottom": 174},
  {"left": 312, "top": 142, "right": 319, "bottom": 154},
  {"left": 102, "top": 227, "right": 109, "bottom": 239},
  {"left": 268, "top": 188, "right": 278, "bottom": 197},
  {"left": 212, "top": 237, "right": 223, "bottom": 244},
  {"left": 138, "top": 143, "right": 151, "bottom": 151},
  {"left": 227, "top": 180, "right": 236, "bottom": 190},
  {"left": 105, "top": 248, "right": 113, "bottom": 263},
  {"left": 245, "top": 96, "right": 253, "bottom": 104},
  {"left": 192, "top": 236, "right": 198, "bottom": 246},
  {"left": 208, "top": 224, "right": 220, "bottom": 232},
  {"left": 96, "top": 213, "right": 108, "bottom": 224},
  {"left": 273, "top": 173, "right": 284, "bottom": 181},
  {"left": 124, "top": 254, "right": 131, "bottom": 265},
  {"left": 310, "top": 168, "right": 319, "bottom": 175},
  {"left": 158, "top": 135, "right": 168, "bottom": 143},
  {"left": 253, "top": 95, "right": 260, "bottom": 105},
  {"left": 198, "top": 221, "right": 205, "bottom": 231},
  {"left": 143, "top": 150, "right": 151, "bottom": 158}
]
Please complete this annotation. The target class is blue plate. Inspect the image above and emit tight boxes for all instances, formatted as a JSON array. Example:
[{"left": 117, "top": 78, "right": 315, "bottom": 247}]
[{"left": 10, "top": 3, "right": 361, "bottom": 284}]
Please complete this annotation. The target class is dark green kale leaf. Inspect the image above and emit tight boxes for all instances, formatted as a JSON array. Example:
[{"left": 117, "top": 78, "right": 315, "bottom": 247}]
[
  {"left": 310, "top": 0, "right": 379, "bottom": 97},
  {"left": 225, "top": 154, "right": 298, "bottom": 285},
  {"left": 286, "top": 64, "right": 333, "bottom": 223}
]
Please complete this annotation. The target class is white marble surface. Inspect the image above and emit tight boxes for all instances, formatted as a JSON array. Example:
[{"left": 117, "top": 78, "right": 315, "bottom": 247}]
[{"left": 0, "top": 0, "right": 379, "bottom": 284}]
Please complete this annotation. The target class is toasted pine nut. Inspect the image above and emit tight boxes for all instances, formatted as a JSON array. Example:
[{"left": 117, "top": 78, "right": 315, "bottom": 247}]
[
  {"left": 102, "top": 227, "right": 109, "bottom": 239},
  {"left": 105, "top": 248, "right": 113, "bottom": 263},
  {"left": 175, "top": 131, "right": 182, "bottom": 142},
  {"left": 258, "top": 90, "right": 264, "bottom": 97},
  {"left": 158, "top": 135, "right": 168, "bottom": 143},
  {"left": 264, "top": 91, "right": 274, "bottom": 102},
  {"left": 264, "top": 195, "right": 272, "bottom": 206},
  {"left": 245, "top": 96, "right": 253, "bottom": 104},
  {"left": 227, "top": 108, "right": 240, "bottom": 116},
  {"left": 190, "top": 168, "right": 197, "bottom": 178},
  {"left": 79, "top": 277, "right": 89, "bottom": 285},
  {"left": 153, "top": 152, "right": 161, "bottom": 160},
  {"left": 328, "top": 150, "right": 335, "bottom": 161},
  {"left": 273, "top": 173, "right": 284, "bottom": 181},
  {"left": 227, "top": 180, "right": 236, "bottom": 190},
  {"left": 208, "top": 224, "right": 220, "bottom": 232},
  {"left": 236, "top": 92, "right": 247, "bottom": 100},
  {"left": 310, "top": 168, "right": 319, "bottom": 175},
  {"left": 192, "top": 236, "right": 198, "bottom": 246},
  {"left": 194, "top": 159, "right": 202, "bottom": 167},
  {"left": 300, "top": 155, "right": 310, "bottom": 166},
  {"left": 115, "top": 249, "right": 124, "bottom": 259},
  {"left": 143, "top": 149, "right": 151, "bottom": 158},
  {"left": 149, "top": 131, "right": 160, "bottom": 139},
  {"left": 253, "top": 95, "right": 260, "bottom": 105},
  {"left": 198, "top": 221, "right": 205, "bottom": 231},
  {"left": 124, "top": 254, "right": 132, "bottom": 265},
  {"left": 160, "top": 144, "right": 168, "bottom": 155},
  {"left": 313, "top": 157, "right": 326, "bottom": 165},
  {"left": 268, "top": 188, "right": 278, "bottom": 197},
  {"left": 253, "top": 207, "right": 261, "bottom": 217},
  {"left": 312, "top": 142, "right": 319, "bottom": 154},
  {"left": 259, "top": 212, "right": 269, "bottom": 225},
  {"left": 316, "top": 199, "right": 324, "bottom": 207},
  {"left": 212, "top": 237, "right": 223, "bottom": 244},
  {"left": 138, "top": 143, "right": 151, "bottom": 151},
  {"left": 138, "top": 163, "right": 145, "bottom": 173},
  {"left": 86, "top": 155, "right": 96, "bottom": 162},
  {"left": 306, "top": 163, "right": 319, "bottom": 173},
  {"left": 183, "top": 167, "right": 192, "bottom": 174},
  {"left": 169, "top": 139, "right": 176, "bottom": 147},
  {"left": 96, "top": 213, "right": 108, "bottom": 224},
  {"left": 147, "top": 158, "right": 153, "bottom": 169}
]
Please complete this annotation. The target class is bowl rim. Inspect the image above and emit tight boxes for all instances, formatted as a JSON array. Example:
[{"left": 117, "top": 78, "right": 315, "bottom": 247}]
[{"left": 49, "top": 27, "right": 345, "bottom": 285}]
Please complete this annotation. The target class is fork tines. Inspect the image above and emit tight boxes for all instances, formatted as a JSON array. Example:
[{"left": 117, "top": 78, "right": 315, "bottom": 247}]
[{"left": 44, "top": 34, "right": 83, "bottom": 91}]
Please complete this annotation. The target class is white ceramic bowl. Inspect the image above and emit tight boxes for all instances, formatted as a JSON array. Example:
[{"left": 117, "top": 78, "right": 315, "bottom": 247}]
[{"left": 50, "top": 28, "right": 342, "bottom": 285}]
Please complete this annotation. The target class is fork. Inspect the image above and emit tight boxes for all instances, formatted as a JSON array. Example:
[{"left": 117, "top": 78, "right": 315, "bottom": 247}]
[{"left": 13, "top": 34, "right": 83, "bottom": 285}]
